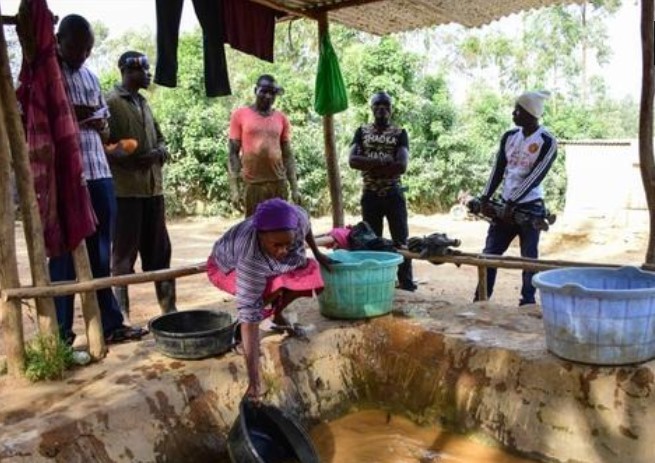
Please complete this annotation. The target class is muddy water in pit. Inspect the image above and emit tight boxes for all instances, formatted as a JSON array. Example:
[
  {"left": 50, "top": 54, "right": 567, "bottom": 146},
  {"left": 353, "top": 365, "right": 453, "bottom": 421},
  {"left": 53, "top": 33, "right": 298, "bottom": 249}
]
[{"left": 310, "top": 410, "right": 540, "bottom": 463}]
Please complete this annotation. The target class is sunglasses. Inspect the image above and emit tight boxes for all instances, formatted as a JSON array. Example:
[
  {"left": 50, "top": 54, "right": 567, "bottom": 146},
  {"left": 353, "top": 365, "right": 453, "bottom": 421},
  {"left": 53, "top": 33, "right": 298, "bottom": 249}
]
[
  {"left": 121, "top": 56, "right": 150, "bottom": 70},
  {"left": 257, "top": 85, "right": 284, "bottom": 96}
]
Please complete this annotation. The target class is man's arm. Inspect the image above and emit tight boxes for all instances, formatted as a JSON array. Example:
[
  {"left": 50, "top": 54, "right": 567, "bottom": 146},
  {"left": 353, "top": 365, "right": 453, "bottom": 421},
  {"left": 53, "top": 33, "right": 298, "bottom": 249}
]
[
  {"left": 282, "top": 141, "right": 300, "bottom": 203},
  {"left": 481, "top": 131, "right": 512, "bottom": 200},
  {"left": 228, "top": 139, "right": 243, "bottom": 207},
  {"left": 152, "top": 119, "right": 170, "bottom": 165},
  {"left": 74, "top": 104, "right": 110, "bottom": 143},
  {"left": 371, "top": 129, "right": 409, "bottom": 177},
  {"left": 348, "top": 127, "right": 385, "bottom": 172}
]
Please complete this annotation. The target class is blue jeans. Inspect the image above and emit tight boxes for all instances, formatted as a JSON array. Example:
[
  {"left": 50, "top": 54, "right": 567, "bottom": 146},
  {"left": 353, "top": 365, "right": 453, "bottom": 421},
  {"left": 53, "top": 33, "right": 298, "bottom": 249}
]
[
  {"left": 474, "top": 200, "right": 544, "bottom": 305},
  {"left": 361, "top": 187, "right": 414, "bottom": 289},
  {"left": 49, "top": 178, "right": 124, "bottom": 340}
]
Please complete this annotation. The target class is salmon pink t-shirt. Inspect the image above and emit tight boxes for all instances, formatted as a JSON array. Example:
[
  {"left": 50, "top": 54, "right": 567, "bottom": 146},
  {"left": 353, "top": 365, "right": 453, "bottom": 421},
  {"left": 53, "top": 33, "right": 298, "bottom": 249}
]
[{"left": 229, "top": 106, "right": 291, "bottom": 183}]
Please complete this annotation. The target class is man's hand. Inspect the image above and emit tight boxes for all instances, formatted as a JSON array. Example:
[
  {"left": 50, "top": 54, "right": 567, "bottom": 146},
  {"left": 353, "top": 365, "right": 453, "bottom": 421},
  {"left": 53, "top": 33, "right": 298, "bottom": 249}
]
[
  {"left": 83, "top": 118, "right": 108, "bottom": 133},
  {"left": 501, "top": 201, "right": 515, "bottom": 223},
  {"left": 229, "top": 175, "right": 243, "bottom": 212},
  {"left": 73, "top": 105, "right": 95, "bottom": 122},
  {"left": 134, "top": 148, "right": 166, "bottom": 169},
  {"left": 479, "top": 197, "right": 496, "bottom": 218}
]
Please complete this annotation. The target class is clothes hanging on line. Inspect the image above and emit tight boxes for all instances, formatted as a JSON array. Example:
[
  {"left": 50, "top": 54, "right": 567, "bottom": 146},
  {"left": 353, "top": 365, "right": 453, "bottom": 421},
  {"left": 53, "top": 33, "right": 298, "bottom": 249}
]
[
  {"left": 154, "top": 0, "right": 282, "bottom": 97},
  {"left": 223, "top": 0, "right": 279, "bottom": 63},
  {"left": 154, "top": 0, "right": 231, "bottom": 97},
  {"left": 15, "top": 0, "right": 97, "bottom": 257}
]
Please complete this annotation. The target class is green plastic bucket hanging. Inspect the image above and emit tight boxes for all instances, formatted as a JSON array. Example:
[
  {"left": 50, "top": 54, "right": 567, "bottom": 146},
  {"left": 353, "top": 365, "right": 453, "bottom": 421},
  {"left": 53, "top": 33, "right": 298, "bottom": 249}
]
[{"left": 314, "top": 31, "right": 348, "bottom": 116}]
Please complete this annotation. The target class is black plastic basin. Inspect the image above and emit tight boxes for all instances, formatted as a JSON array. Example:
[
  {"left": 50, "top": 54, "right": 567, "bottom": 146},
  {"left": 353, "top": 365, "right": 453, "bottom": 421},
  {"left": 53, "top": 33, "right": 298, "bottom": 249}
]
[
  {"left": 228, "top": 400, "right": 319, "bottom": 463},
  {"left": 148, "top": 310, "right": 235, "bottom": 360}
]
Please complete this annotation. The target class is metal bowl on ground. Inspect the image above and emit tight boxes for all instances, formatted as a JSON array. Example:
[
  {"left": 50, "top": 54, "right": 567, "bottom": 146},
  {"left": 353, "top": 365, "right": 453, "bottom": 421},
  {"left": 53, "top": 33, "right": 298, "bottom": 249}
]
[
  {"left": 228, "top": 400, "right": 319, "bottom": 463},
  {"left": 148, "top": 309, "right": 236, "bottom": 360}
]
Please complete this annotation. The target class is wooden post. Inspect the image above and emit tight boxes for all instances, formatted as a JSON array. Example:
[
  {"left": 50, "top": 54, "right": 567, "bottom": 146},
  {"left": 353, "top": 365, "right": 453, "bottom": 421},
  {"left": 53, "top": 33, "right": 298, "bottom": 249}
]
[
  {"left": 0, "top": 68, "right": 25, "bottom": 375},
  {"left": 72, "top": 244, "right": 106, "bottom": 359},
  {"left": 0, "top": 10, "right": 58, "bottom": 337},
  {"left": 477, "top": 266, "right": 488, "bottom": 302},
  {"left": 317, "top": 12, "right": 345, "bottom": 228},
  {"left": 639, "top": 0, "right": 655, "bottom": 264}
]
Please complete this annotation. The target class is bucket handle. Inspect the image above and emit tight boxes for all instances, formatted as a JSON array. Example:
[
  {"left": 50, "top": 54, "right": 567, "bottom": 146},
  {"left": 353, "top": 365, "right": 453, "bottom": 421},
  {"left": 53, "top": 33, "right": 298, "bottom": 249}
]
[{"left": 559, "top": 283, "right": 587, "bottom": 294}]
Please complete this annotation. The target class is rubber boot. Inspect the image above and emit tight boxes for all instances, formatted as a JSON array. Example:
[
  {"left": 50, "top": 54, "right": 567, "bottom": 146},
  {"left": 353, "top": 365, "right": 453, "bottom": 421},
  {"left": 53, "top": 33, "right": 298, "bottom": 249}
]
[
  {"left": 155, "top": 280, "right": 178, "bottom": 314},
  {"left": 114, "top": 286, "right": 130, "bottom": 322}
]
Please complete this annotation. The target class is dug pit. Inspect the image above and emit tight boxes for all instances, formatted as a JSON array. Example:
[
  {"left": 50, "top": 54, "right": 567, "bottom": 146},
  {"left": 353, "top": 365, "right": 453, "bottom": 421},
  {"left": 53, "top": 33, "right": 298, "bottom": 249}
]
[{"left": 1, "top": 295, "right": 654, "bottom": 463}]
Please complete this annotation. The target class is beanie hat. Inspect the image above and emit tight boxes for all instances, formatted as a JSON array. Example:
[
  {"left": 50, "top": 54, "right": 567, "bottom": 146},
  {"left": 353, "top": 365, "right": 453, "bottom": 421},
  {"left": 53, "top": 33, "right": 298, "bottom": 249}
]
[
  {"left": 516, "top": 90, "right": 551, "bottom": 119},
  {"left": 252, "top": 198, "right": 299, "bottom": 231}
]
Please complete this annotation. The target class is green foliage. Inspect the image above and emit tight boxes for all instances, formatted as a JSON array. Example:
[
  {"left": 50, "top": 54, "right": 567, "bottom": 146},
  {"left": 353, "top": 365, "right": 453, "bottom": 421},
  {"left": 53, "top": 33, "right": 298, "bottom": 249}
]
[
  {"left": 24, "top": 334, "right": 74, "bottom": 382},
  {"left": 91, "top": 3, "right": 634, "bottom": 218}
]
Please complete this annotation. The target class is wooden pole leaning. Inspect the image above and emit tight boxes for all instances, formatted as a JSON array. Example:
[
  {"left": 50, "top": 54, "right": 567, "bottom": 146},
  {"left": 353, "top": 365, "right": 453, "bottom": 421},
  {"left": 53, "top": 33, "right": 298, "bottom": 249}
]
[
  {"left": 317, "top": 12, "right": 345, "bottom": 228},
  {"left": 72, "top": 244, "right": 106, "bottom": 359},
  {"left": 0, "top": 12, "right": 58, "bottom": 338},
  {"left": 476, "top": 266, "right": 488, "bottom": 302},
  {"left": 0, "top": 84, "right": 25, "bottom": 377}
]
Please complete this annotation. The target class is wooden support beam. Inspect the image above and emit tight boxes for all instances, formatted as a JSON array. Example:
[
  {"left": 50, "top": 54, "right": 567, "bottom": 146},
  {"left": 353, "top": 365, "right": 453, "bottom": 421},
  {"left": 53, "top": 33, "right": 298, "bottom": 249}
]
[
  {"left": 0, "top": 69, "right": 25, "bottom": 376},
  {"left": 0, "top": 6, "right": 59, "bottom": 338},
  {"left": 72, "top": 243, "right": 106, "bottom": 360},
  {"left": 3, "top": 244, "right": 629, "bottom": 301},
  {"left": 3, "top": 262, "right": 209, "bottom": 300},
  {"left": 318, "top": 12, "right": 345, "bottom": 228},
  {"left": 249, "top": 0, "right": 317, "bottom": 19},
  {"left": 477, "top": 266, "right": 488, "bottom": 301},
  {"left": 639, "top": 0, "right": 655, "bottom": 264}
]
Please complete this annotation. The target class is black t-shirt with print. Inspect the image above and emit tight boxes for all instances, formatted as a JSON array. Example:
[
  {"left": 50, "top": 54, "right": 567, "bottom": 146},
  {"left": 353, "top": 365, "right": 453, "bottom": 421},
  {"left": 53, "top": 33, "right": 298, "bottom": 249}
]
[{"left": 352, "top": 123, "right": 409, "bottom": 192}]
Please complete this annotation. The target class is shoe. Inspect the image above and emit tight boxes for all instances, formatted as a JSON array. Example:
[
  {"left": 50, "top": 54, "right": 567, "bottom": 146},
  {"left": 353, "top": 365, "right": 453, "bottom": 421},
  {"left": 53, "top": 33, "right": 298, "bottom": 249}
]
[
  {"left": 105, "top": 326, "right": 148, "bottom": 344},
  {"left": 519, "top": 299, "right": 536, "bottom": 307},
  {"left": 396, "top": 283, "right": 418, "bottom": 292}
]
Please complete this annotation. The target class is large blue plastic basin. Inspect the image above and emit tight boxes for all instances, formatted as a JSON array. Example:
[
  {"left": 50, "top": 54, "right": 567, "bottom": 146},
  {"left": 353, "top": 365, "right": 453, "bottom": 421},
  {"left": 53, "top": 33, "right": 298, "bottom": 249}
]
[
  {"left": 319, "top": 250, "right": 403, "bottom": 319},
  {"left": 533, "top": 266, "right": 655, "bottom": 365}
]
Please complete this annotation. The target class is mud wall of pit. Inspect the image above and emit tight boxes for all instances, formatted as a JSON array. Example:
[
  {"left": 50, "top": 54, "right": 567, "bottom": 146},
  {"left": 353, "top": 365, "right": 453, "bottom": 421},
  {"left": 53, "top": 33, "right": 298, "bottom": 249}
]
[{"left": 2, "top": 315, "right": 654, "bottom": 463}]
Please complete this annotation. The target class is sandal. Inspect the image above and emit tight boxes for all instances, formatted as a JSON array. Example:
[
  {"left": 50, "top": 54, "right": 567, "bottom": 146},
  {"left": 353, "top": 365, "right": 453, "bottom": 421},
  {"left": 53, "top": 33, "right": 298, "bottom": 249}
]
[{"left": 106, "top": 326, "right": 148, "bottom": 344}]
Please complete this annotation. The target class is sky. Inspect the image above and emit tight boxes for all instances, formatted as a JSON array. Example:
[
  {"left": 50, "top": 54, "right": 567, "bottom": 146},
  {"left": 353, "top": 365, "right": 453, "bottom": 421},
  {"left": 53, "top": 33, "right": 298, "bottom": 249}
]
[{"left": 1, "top": 0, "right": 643, "bottom": 101}]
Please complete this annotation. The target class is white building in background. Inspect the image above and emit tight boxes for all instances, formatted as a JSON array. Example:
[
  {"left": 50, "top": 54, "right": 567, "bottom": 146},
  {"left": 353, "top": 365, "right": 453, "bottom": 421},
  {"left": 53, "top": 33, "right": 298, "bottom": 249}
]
[{"left": 561, "top": 140, "right": 647, "bottom": 227}]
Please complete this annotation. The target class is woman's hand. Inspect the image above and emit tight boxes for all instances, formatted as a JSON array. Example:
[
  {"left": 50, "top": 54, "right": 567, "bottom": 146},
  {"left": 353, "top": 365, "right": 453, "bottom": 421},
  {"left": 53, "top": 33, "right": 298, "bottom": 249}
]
[
  {"left": 315, "top": 251, "right": 337, "bottom": 272},
  {"left": 245, "top": 380, "right": 262, "bottom": 406}
]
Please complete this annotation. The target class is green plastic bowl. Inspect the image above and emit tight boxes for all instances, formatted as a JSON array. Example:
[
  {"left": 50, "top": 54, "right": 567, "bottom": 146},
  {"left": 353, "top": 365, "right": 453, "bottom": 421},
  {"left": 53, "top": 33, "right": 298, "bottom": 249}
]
[{"left": 318, "top": 250, "right": 403, "bottom": 319}]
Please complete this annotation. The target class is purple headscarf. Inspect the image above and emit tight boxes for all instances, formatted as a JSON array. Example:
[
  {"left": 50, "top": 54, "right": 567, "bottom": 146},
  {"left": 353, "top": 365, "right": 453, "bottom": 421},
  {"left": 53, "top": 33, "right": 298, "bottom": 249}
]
[{"left": 253, "top": 198, "right": 299, "bottom": 231}]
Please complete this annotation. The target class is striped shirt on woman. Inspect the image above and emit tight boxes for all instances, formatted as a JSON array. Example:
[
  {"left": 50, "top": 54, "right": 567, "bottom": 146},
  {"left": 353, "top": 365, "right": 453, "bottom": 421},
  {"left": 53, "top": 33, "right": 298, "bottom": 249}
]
[
  {"left": 210, "top": 206, "right": 310, "bottom": 322},
  {"left": 60, "top": 61, "right": 112, "bottom": 180}
]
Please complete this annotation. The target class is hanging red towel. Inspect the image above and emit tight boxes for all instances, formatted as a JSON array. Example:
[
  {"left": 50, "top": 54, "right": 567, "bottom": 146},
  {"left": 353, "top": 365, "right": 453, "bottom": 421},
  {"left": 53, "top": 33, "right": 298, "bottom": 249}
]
[
  {"left": 223, "top": 0, "right": 279, "bottom": 63},
  {"left": 15, "top": 0, "right": 96, "bottom": 257}
]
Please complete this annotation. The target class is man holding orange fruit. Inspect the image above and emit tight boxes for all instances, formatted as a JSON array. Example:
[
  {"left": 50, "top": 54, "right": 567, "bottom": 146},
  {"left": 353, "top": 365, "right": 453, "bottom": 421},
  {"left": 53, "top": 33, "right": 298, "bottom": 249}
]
[{"left": 105, "top": 50, "right": 178, "bottom": 318}]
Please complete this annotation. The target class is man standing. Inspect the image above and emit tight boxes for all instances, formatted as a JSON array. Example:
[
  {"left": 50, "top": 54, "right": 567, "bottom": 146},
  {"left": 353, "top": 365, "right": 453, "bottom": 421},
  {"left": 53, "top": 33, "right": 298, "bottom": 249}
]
[
  {"left": 349, "top": 92, "right": 416, "bottom": 292},
  {"left": 50, "top": 15, "right": 145, "bottom": 343},
  {"left": 228, "top": 74, "right": 300, "bottom": 217},
  {"left": 475, "top": 90, "right": 557, "bottom": 306},
  {"left": 106, "top": 51, "right": 177, "bottom": 317}
]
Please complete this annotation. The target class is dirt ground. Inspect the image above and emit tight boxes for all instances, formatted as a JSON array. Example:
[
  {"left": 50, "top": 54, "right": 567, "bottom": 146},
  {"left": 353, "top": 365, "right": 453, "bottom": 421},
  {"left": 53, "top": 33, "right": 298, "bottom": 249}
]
[{"left": 2, "top": 208, "right": 650, "bottom": 355}]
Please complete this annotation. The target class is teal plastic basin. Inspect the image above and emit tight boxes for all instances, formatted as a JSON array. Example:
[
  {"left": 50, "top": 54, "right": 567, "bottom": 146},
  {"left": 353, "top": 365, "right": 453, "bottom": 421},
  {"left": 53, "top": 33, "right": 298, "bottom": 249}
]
[{"left": 318, "top": 250, "right": 403, "bottom": 319}]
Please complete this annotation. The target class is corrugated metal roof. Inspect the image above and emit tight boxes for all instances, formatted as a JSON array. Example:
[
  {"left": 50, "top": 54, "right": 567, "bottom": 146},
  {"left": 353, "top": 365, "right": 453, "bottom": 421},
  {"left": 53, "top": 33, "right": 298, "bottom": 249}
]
[{"left": 268, "top": 0, "right": 584, "bottom": 35}]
